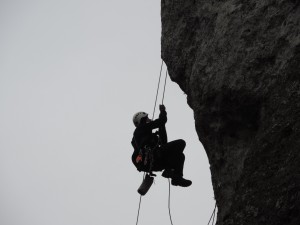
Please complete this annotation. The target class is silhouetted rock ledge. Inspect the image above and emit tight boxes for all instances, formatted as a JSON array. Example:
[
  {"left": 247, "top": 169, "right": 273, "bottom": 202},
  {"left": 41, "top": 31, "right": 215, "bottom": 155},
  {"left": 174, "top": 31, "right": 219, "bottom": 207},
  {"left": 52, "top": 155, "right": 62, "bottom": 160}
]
[{"left": 161, "top": 1, "right": 300, "bottom": 224}]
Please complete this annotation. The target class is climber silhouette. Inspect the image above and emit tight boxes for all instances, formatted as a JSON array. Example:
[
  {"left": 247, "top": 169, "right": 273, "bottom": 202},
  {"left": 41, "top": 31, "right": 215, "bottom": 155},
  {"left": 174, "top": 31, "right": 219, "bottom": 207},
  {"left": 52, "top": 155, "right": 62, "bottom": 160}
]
[{"left": 131, "top": 105, "right": 192, "bottom": 187}]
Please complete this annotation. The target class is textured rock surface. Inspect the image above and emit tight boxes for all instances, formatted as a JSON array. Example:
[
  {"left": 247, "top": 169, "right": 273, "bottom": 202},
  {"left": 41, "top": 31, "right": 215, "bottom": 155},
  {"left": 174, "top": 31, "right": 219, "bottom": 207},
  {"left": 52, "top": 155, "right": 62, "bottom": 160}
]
[{"left": 161, "top": 0, "right": 300, "bottom": 224}]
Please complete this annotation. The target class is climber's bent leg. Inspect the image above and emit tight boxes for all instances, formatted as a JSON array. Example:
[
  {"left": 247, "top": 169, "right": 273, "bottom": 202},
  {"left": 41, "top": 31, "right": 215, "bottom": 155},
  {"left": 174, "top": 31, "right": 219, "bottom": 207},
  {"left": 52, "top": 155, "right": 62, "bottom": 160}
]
[
  {"left": 160, "top": 139, "right": 192, "bottom": 187},
  {"left": 165, "top": 139, "right": 186, "bottom": 154},
  {"left": 161, "top": 139, "right": 186, "bottom": 177}
]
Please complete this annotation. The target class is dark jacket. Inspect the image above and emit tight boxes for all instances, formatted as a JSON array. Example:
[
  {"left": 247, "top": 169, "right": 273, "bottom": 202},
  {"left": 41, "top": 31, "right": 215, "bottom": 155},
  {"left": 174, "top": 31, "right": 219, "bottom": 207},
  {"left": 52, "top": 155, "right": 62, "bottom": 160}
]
[{"left": 131, "top": 110, "right": 168, "bottom": 172}]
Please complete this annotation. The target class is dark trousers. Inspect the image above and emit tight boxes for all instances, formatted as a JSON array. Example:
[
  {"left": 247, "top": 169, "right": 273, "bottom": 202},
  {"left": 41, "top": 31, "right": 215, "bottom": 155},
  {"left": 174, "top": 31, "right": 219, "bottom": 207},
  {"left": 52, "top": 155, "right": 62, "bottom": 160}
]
[{"left": 158, "top": 139, "right": 186, "bottom": 177}]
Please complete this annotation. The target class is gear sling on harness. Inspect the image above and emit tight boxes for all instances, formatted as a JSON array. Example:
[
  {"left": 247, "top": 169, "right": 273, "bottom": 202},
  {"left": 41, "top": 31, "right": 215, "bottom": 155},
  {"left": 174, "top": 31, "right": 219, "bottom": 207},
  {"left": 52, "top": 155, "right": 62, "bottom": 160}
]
[
  {"left": 133, "top": 140, "right": 155, "bottom": 196},
  {"left": 133, "top": 132, "right": 162, "bottom": 195}
]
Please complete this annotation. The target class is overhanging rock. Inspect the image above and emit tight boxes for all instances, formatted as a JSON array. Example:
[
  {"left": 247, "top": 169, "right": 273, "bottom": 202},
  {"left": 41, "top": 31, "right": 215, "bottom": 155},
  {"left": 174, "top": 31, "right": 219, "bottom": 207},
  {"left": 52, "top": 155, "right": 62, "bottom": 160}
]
[{"left": 161, "top": 1, "right": 300, "bottom": 224}]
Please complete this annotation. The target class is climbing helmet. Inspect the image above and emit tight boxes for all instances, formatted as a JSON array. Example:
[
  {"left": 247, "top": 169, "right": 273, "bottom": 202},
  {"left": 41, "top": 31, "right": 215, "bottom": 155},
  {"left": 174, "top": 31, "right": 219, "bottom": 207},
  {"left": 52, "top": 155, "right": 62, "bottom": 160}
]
[{"left": 133, "top": 112, "right": 148, "bottom": 127}]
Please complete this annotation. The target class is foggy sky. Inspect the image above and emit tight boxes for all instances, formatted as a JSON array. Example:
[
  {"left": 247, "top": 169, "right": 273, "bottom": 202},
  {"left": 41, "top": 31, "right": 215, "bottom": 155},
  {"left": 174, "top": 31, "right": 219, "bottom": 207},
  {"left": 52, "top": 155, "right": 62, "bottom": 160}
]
[{"left": 0, "top": 1, "right": 215, "bottom": 225}]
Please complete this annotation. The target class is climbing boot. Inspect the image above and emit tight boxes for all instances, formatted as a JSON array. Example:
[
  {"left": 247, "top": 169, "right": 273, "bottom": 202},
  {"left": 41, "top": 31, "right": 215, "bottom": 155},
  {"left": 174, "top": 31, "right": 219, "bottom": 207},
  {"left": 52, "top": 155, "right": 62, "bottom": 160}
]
[
  {"left": 171, "top": 176, "right": 192, "bottom": 187},
  {"left": 162, "top": 169, "right": 175, "bottom": 178}
]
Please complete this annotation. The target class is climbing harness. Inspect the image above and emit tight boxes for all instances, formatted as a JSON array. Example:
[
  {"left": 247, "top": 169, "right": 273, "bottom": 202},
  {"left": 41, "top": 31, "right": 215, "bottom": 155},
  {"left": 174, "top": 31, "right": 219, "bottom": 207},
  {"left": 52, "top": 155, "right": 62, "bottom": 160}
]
[{"left": 135, "top": 59, "right": 170, "bottom": 225}]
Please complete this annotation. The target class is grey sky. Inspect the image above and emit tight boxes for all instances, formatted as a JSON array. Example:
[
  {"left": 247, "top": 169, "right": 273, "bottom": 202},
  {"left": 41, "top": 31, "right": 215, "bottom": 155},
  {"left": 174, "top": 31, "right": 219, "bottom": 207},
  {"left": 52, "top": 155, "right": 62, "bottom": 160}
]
[{"left": 0, "top": 1, "right": 215, "bottom": 225}]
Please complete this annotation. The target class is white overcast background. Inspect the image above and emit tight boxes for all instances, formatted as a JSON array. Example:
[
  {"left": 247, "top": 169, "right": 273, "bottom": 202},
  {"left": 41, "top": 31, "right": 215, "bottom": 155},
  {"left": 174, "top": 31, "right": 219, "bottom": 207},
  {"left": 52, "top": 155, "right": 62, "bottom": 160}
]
[{"left": 0, "top": 1, "right": 215, "bottom": 225}]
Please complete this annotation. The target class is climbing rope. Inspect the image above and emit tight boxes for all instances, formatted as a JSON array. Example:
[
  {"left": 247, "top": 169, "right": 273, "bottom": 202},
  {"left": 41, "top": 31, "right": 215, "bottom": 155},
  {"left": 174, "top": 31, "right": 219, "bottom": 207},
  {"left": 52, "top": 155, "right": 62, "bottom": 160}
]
[
  {"left": 135, "top": 60, "right": 170, "bottom": 225},
  {"left": 168, "top": 179, "right": 174, "bottom": 225},
  {"left": 162, "top": 69, "right": 168, "bottom": 105},
  {"left": 135, "top": 195, "right": 142, "bottom": 225},
  {"left": 152, "top": 59, "right": 168, "bottom": 119},
  {"left": 135, "top": 173, "right": 146, "bottom": 225},
  {"left": 207, "top": 202, "right": 217, "bottom": 225},
  {"left": 152, "top": 59, "right": 164, "bottom": 120},
  {"left": 134, "top": 59, "right": 217, "bottom": 225}
]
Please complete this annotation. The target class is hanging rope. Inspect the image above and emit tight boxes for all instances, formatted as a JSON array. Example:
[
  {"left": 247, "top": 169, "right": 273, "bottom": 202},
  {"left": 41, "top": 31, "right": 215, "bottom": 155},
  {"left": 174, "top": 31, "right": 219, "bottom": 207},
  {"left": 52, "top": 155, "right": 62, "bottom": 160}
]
[
  {"left": 134, "top": 60, "right": 217, "bottom": 225},
  {"left": 162, "top": 69, "right": 168, "bottom": 105},
  {"left": 212, "top": 209, "right": 216, "bottom": 225},
  {"left": 207, "top": 202, "right": 217, "bottom": 225},
  {"left": 135, "top": 60, "right": 170, "bottom": 225},
  {"left": 168, "top": 179, "right": 174, "bottom": 225},
  {"left": 135, "top": 195, "right": 142, "bottom": 225},
  {"left": 135, "top": 172, "right": 146, "bottom": 225},
  {"left": 152, "top": 59, "right": 164, "bottom": 120}
]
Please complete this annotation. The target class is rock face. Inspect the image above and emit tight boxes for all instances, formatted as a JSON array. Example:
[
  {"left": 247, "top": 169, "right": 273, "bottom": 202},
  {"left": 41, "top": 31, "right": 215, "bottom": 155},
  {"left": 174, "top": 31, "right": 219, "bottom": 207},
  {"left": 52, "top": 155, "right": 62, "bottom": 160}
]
[{"left": 161, "top": 1, "right": 300, "bottom": 224}]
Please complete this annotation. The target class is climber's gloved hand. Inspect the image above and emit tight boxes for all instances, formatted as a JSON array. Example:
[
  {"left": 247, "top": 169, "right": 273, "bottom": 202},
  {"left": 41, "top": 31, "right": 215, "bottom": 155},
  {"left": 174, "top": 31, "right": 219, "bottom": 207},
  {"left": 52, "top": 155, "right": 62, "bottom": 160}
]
[
  {"left": 159, "top": 104, "right": 167, "bottom": 124},
  {"left": 159, "top": 105, "right": 166, "bottom": 112}
]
